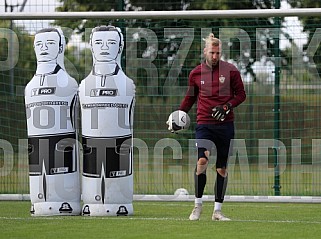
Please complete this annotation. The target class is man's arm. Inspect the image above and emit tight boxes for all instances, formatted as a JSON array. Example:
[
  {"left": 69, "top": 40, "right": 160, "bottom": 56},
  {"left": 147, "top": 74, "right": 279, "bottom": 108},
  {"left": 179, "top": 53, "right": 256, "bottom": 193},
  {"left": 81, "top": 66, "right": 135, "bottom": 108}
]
[
  {"left": 228, "top": 70, "right": 246, "bottom": 108},
  {"left": 179, "top": 73, "right": 198, "bottom": 113}
]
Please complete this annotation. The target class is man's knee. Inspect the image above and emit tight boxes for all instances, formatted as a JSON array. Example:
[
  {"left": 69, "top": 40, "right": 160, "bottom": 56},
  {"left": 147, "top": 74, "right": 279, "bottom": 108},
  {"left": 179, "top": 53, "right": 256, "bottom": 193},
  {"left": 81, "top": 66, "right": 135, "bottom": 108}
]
[
  {"left": 198, "top": 157, "right": 208, "bottom": 165},
  {"left": 196, "top": 151, "right": 210, "bottom": 175},
  {"left": 216, "top": 167, "right": 227, "bottom": 177}
]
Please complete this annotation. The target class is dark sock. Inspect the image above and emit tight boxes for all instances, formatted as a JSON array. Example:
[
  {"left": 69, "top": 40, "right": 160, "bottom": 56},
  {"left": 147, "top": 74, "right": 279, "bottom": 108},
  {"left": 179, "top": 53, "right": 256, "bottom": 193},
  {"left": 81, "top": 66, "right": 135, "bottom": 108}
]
[
  {"left": 215, "top": 172, "right": 228, "bottom": 203},
  {"left": 194, "top": 166, "right": 206, "bottom": 198}
]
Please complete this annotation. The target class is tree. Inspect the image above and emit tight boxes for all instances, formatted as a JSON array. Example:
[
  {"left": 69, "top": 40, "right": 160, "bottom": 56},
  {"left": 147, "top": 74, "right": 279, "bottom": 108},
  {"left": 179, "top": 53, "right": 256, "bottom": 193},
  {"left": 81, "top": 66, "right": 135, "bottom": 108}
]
[
  {"left": 0, "top": 20, "right": 37, "bottom": 145},
  {"left": 287, "top": 0, "right": 321, "bottom": 80},
  {"left": 54, "top": 0, "right": 298, "bottom": 91},
  {"left": 0, "top": 20, "right": 36, "bottom": 93}
]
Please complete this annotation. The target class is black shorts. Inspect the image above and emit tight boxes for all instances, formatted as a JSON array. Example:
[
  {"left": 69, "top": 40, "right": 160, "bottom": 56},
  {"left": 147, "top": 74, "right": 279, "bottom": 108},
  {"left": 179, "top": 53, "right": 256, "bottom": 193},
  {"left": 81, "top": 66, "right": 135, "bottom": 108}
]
[{"left": 195, "top": 122, "right": 234, "bottom": 168}]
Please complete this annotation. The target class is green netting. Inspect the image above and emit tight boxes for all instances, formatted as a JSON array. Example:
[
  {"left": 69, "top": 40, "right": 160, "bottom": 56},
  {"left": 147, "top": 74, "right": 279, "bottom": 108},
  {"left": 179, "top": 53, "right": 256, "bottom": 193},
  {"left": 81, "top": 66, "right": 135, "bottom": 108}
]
[{"left": 0, "top": 0, "right": 321, "bottom": 197}]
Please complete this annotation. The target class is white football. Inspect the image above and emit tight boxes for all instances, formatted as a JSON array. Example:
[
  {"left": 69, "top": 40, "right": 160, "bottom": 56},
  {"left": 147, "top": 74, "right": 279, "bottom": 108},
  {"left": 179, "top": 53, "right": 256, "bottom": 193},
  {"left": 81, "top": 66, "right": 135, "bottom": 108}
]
[
  {"left": 174, "top": 188, "right": 189, "bottom": 196},
  {"left": 167, "top": 110, "right": 190, "bottom": 132}
]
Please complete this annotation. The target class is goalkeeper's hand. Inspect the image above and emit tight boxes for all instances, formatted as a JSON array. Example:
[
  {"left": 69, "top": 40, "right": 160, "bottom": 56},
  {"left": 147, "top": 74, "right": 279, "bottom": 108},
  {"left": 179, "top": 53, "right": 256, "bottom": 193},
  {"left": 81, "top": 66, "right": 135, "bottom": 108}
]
[
  {"left": 211, "top": 103, "right": 232, "bottom": 121},
  {"left": 166, "top": 115, "right": 181, "bottom": 133}
]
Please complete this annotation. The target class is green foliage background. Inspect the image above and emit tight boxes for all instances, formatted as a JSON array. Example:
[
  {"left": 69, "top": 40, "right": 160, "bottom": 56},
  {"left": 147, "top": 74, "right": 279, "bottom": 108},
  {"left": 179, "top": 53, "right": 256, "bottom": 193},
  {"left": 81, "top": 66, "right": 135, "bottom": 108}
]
[{"left": 1, "top": 0, "right": 321, "bottom": 196}]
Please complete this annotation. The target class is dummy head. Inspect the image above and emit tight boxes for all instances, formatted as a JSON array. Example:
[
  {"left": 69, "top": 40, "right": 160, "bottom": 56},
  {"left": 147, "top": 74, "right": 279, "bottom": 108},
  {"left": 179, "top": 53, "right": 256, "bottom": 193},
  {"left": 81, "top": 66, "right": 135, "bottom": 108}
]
[
  {"left": 90, "top": 25, "right": 123, "bottom": 66},
  {"left": 34, "top": 28, "right": 66, "bottom": 65}
]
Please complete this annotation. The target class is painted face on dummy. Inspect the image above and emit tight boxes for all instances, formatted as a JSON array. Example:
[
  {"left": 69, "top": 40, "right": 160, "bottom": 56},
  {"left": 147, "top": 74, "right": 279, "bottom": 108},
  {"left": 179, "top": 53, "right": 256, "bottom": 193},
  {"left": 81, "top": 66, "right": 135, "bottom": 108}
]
[
  {"left": 204, "top": 44, "right": 221, "bottom": 67},
  {"left": 91, "top": 31, "right": 120, "bottom": 62},
  {"left": 34, "top": 32, "right": 61, "bottom": 63}
]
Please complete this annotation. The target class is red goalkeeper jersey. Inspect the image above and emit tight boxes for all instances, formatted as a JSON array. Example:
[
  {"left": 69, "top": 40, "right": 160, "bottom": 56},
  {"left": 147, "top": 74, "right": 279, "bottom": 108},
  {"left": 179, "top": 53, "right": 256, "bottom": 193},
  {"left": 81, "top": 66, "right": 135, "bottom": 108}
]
[{"left": 179, "top": 60, "right": 246, "bottom": 124}]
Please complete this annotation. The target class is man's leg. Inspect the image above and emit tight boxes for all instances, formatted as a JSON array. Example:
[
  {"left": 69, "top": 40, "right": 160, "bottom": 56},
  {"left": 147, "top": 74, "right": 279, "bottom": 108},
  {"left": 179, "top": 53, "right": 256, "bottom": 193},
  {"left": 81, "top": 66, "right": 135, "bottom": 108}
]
[
  {"left": 194, "top": 156, "right": 208, "bottom": 197},
  {"left": 189, "top": 149, "right": 209, "bottom": 221},
  {"left": 212, "top": 123, "right": 234, "bottom": 221},
  {"left": 214, "top": 168, "right": 228, "bottom": 203},
  {"left": 213, "top": 167, "right": 230, "bottom": 220}
]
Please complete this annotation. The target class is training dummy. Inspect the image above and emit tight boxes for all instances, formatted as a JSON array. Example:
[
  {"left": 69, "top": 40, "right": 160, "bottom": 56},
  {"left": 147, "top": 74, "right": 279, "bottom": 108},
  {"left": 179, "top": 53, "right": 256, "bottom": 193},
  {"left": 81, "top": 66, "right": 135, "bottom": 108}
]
[
  {"left": 79, "top": 25, "right": 135, "bottom": 216},
  {"left": 25, "top": 28, "right": 80, "bottom": 216}
]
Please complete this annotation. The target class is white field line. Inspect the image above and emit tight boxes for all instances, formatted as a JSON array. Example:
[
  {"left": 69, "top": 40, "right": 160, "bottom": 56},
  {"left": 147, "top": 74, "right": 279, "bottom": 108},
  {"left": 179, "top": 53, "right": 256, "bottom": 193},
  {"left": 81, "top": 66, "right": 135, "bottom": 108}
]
[
  {"left": 2, "top": 195, "right": 321, "bottom": 204},
  {"left": 1, "top": 216, "right": 321, "bottom": 224}
]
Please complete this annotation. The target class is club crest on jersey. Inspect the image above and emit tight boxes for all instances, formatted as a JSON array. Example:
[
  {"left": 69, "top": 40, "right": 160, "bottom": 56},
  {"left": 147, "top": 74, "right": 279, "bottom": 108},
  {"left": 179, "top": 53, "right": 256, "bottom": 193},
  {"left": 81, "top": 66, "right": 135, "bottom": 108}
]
[
  {"left": 90, "top": 88, "right": 118, "bottom": 97},
  {"left": 219, "top": 75, "right": 225, "bottom": 83},
  {"left": 31, "top": 87, "right": 56, "bottom": 96}
]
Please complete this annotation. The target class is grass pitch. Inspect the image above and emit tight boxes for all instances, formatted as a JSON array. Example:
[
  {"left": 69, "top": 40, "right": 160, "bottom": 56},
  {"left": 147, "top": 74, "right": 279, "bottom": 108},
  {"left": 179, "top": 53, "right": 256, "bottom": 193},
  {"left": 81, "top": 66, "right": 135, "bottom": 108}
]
[{"left": 0, "top": 200, "right": 321, "bottom": 239}]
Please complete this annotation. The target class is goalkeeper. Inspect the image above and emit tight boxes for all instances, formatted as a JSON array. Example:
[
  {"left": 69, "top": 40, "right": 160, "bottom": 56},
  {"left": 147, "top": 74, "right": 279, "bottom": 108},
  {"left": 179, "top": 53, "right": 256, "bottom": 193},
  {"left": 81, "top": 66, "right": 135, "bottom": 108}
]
[{"left": 170, "top": 33, "right": 246, "bottom": 221}]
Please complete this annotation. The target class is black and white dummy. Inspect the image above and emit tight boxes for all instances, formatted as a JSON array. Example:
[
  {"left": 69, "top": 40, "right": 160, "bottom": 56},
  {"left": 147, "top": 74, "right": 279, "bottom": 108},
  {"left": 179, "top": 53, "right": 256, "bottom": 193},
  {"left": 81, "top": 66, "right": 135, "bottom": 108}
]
[
  {"left": 79, "top": 26, "right": 135, "bottom": 216},
  {"left": 24, "top": 28, "right": 81, "bottom": 216}
]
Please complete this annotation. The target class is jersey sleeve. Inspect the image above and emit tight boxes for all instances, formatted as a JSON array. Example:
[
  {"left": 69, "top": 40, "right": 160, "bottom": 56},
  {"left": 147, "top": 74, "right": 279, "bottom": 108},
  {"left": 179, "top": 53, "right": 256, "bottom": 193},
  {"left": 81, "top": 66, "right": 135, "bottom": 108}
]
[
  {"left": 228, "top": 69, "right": 246, "bottom": 108},
  {"left": 178, "top": 71, "right": 198, "bottom": 113}
]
